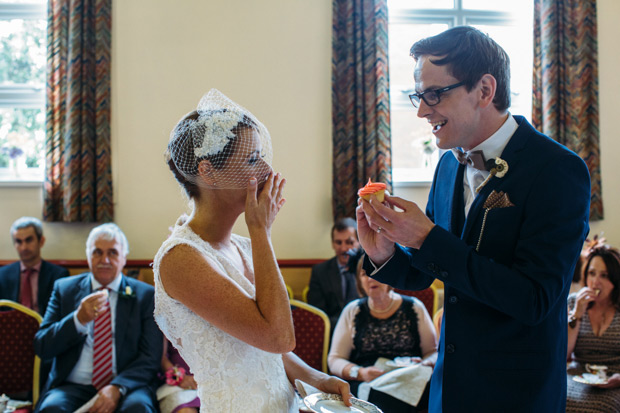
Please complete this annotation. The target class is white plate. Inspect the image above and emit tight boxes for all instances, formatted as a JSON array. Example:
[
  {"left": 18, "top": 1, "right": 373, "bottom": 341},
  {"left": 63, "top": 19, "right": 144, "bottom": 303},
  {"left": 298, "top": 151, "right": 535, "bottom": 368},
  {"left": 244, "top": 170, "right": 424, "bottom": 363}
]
[
  {"left": 573, "top": 373, "right": 609, "bottom": 386},
  {"left": 303, "top": 393, "right": 383, "bottom": 413}
]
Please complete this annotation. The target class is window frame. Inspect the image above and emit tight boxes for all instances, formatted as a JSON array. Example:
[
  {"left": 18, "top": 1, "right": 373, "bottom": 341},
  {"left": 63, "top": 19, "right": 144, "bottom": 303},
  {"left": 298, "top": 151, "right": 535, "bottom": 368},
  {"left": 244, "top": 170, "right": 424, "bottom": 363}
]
[
  {"left": 388, "top": 2, "right": 521, "bottom": 187},
  {"left": 0, "top": 0, "right": 46, "bottom": 185}
]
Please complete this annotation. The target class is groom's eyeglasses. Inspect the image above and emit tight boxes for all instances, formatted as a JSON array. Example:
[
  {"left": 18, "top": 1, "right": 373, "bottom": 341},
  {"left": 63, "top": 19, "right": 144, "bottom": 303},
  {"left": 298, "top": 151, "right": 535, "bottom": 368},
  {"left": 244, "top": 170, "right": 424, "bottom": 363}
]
[{"left": 409, "top": 82, "right": 465, "bottom": 108}]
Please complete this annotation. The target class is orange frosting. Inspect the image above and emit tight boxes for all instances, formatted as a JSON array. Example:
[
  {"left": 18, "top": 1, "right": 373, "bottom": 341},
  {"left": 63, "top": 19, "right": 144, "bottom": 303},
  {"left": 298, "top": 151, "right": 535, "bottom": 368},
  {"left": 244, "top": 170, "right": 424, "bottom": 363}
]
[{"left": 358, "top": 178, "right": 386, "bottom": 197}]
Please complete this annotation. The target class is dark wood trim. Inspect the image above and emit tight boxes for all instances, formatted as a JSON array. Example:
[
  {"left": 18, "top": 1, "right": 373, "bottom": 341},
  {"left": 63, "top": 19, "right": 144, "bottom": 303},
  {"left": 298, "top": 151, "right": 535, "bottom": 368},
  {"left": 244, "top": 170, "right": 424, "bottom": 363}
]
[{"left": 0, "top": 258, "right": 324, "bottom": 268}]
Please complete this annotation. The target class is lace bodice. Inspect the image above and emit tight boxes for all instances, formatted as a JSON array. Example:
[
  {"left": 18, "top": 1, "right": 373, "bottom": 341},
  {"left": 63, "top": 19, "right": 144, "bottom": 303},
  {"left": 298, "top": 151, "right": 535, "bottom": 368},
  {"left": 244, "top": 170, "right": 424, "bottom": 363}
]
[
  {"left": 153, "top": 223, "right": 296, "bottom": 412},
  {"left": 351, "top": 297, "right": 422, "bottom": 367}
]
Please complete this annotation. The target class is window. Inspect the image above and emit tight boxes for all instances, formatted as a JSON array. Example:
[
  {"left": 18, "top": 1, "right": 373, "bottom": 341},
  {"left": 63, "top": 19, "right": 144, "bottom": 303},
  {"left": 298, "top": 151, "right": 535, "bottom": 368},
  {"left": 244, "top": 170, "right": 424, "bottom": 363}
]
[
  {"left": 388, "top": 0, "right": 533, "bottom": 184},
  {"left": 0, "top": 0, "right": 46, "bottom": 183}
]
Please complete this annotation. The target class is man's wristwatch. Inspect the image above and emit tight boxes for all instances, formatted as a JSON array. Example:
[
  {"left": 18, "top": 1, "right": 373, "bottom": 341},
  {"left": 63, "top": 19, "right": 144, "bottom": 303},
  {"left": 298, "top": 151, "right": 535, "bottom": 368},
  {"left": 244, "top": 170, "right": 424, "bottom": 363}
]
[
  {"left": 349, "top": 365, "right": 360, "bottom": 380},
  {"left": 114, "top": 384, "right": 127, "bottom": 398}
]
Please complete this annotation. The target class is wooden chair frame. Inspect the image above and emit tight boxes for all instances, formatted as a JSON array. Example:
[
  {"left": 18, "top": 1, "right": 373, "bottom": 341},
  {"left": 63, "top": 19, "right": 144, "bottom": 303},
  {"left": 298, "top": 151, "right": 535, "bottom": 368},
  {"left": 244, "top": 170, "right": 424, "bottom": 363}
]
[
  {"left": 0, "top": 299, "right": 43, "bottom": 405},
  {"left": 290, "top": 299, "right": 331, "bottom": 373}
]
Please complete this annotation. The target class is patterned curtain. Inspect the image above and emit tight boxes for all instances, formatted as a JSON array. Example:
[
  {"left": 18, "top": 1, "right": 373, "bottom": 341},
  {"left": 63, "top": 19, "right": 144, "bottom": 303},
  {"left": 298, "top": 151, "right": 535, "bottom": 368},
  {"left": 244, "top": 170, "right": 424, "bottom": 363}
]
[
  {"left": 332, "top": 0, "right": 391, "bottom": 220},
  {"left": 44, "top": 0, "right": 113, "bottom": 222},
  {"left": 532, "top": 0, "right": 602, "bottom": 220}
]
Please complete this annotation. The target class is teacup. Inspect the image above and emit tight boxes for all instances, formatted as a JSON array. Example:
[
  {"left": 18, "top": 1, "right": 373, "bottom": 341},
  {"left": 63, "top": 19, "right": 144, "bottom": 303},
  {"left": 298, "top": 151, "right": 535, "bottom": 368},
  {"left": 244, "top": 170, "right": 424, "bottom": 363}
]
[
  {"left": 0, "top": 393, "right": 9, "bottom": 412},
  {"left": 586, "top": 363, "right": 608, "bottom": 379}
]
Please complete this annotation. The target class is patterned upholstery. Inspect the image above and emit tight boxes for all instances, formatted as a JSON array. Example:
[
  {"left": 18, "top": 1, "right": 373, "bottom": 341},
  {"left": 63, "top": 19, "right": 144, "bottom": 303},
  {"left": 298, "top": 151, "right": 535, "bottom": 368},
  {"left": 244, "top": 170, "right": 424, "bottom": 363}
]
[
  {"left": 394, "top": 285, "right": 438, "bottom": 316},
  {"left": 290, "top": 299, "right": 330, "bottom": 373},
  {"left": 0, "top": 300, "right": 42, "bottom": 405}
]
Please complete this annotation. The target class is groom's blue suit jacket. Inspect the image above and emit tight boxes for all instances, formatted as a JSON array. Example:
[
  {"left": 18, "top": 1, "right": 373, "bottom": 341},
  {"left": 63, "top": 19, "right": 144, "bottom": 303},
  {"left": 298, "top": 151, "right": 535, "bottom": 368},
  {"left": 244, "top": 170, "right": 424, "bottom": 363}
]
[
  {"left": 367, "top": 116, "right": 590, "bottom": 412},
  {"left": 34, "top": 273, "right": 163, "bottom": 395}
]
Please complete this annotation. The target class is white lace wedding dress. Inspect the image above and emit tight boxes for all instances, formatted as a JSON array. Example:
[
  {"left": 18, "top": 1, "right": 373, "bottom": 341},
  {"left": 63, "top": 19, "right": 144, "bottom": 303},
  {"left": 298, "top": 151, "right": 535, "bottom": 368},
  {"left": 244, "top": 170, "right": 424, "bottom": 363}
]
[{"left": 153, "top": 223, "right": 297, "bottom": 412}]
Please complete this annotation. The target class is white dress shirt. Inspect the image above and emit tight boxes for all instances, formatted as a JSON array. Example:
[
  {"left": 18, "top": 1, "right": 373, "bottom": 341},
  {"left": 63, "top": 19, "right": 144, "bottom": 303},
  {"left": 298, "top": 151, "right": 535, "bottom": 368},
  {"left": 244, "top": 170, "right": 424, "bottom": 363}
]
[
  {"left": 461, "top": 114, "right": 518, "bottom": 216},
  {"left": 67, "top": 273, "right": 123, "bottom": 385}
]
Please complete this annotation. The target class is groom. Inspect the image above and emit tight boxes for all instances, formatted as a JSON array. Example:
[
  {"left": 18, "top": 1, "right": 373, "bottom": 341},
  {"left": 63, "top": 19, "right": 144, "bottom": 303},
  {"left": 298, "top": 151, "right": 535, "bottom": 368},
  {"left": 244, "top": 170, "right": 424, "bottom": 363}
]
[
  {"left": 34, "top": 223, "right": 162, "bottom": 412},
  {"left": 357, "top": 27, "right": 590, "bottom": 412}
]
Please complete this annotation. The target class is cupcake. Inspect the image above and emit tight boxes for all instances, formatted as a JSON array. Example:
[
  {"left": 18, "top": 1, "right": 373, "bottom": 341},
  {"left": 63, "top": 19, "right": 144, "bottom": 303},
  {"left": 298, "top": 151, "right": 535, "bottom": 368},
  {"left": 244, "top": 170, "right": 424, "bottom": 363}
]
[{"left": 358, "top": 178, "right": 387, "bottom": 202}]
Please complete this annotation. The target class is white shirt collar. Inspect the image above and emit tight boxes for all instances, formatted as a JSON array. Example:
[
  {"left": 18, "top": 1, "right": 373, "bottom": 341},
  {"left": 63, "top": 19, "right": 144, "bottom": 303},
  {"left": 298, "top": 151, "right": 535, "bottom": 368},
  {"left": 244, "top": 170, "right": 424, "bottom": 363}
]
[
  {"left": 91, "top": 272, "right": 123, "bottom": 293},
  {"left": 467, "top": 113, "right": 518, "bottom": 161}
]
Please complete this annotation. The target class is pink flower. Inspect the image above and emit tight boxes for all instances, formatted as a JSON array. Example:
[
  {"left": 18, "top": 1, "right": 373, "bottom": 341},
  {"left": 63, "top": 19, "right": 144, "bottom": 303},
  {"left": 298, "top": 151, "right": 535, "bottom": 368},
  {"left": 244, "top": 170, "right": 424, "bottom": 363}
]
[{"left": 165, "top": 366, "right": 186, "bottom": 386}]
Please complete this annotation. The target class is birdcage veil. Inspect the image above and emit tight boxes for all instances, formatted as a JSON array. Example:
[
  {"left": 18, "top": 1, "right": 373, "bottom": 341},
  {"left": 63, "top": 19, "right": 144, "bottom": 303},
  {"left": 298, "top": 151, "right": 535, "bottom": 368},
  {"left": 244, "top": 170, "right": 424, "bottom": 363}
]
[{"left": 166, "top": 89, "right": 273, "bottom": 190}]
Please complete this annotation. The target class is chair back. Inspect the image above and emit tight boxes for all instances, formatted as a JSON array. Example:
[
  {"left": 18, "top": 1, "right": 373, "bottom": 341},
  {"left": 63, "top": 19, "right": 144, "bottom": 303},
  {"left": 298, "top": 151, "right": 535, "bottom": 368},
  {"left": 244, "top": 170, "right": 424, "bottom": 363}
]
[
  {"left": 394, "top": 285, "right": 438, "bottom": 316},
  {"left": 290, "top": 299, "right": 330, "bottom": 373},
  {"left": 0, "top": 300, "right": 42, "bottom": 405}
]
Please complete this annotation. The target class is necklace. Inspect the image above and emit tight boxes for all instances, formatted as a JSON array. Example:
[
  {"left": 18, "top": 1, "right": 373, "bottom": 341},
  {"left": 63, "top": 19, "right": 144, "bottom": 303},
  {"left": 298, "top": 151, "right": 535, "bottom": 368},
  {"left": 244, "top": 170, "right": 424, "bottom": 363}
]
[{"left": 368, "top": 292, "right": 397, "bottom": 314}]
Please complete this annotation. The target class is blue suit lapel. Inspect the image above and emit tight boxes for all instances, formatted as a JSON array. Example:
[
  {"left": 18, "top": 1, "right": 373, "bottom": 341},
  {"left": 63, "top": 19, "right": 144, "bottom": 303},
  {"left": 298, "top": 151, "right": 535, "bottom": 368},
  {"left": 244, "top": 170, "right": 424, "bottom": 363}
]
[
  {"left": 461, "top": 116, "right": 530, "bottom": 240},
  {"left": 114, "top": 276, "right": 133, "bottom": 366}
]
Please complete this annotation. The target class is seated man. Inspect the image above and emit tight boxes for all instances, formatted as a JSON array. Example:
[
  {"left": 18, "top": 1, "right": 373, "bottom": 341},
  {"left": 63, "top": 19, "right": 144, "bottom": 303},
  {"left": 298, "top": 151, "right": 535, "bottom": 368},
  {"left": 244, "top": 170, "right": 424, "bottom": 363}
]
[
  {"left": 34, "top": 223, "right": 163, "bottom": 413},
  {"left": 0, "top": 216, "right": 69, "bottom": 315},
  {"left": 308, "top": 217, "right": 361, "bottom": 328}
]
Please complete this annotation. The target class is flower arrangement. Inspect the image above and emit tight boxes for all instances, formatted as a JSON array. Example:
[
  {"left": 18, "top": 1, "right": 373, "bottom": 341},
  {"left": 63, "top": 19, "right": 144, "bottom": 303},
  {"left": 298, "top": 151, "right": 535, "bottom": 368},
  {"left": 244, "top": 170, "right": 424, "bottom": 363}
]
[
  {"left": 0, "top": 146, "right": 24, "bottom": 159},
  {"left": 165, "top": 366, "right": 186, "bottom": 386}
]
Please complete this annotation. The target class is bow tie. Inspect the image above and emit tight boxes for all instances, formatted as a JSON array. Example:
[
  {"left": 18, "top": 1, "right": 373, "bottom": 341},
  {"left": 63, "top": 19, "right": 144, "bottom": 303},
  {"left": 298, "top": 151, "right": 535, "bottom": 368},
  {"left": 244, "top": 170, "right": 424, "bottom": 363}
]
[{"left": 452, "top": 149, "right": 495, "bottom": 171}]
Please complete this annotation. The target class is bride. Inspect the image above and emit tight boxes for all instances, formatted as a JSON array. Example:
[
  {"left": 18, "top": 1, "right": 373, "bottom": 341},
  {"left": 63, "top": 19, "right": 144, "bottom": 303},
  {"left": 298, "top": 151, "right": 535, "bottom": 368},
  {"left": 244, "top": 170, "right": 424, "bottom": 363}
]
[{"left": 153, "top": 89, "right": 350, "bottom": 412}]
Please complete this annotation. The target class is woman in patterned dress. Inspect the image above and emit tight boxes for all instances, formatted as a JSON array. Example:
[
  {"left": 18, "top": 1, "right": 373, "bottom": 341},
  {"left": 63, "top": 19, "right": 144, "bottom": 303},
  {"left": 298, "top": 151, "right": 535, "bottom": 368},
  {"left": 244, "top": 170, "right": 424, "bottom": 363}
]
[{"left": 567, "top": 242, "right": 620, "bottom": 412}]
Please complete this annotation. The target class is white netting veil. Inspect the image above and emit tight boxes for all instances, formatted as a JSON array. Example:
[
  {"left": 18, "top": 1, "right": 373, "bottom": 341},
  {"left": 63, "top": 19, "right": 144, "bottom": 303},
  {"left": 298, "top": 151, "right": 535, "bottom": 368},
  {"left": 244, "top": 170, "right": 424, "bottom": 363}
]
[{"left": 166, "top": 89, "right": 273, "bottom": 192}]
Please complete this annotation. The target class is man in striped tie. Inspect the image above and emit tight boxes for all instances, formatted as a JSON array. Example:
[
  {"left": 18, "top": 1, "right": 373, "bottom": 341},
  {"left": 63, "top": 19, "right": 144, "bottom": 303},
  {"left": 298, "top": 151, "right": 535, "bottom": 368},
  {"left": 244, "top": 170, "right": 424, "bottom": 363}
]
[{"left": 34, "top": 223, "right": 163, "bottom": 412}]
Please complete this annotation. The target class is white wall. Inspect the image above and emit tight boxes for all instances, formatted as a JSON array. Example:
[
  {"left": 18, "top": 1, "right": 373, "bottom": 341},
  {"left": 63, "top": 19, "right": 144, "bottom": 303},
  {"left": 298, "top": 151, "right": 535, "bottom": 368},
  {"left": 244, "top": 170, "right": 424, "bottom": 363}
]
[{"left": 0, "top": 0, "right": 618, "bottom": 261}]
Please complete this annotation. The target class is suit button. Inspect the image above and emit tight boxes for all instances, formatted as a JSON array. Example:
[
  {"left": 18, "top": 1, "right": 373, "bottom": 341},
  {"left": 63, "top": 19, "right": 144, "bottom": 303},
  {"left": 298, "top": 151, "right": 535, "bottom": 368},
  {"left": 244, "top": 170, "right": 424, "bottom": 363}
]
[
  {"left": 440, "top": 271, "right": 448, "bottom": 278},
  {"left": 449, "top": 296, "right": 458, "bottom": 304},
  {"left": 427, "top": 263, "right": 437, "bottom": 272},
  {"left": 446, "top": 344, "right": 455, "bottom": 354}
]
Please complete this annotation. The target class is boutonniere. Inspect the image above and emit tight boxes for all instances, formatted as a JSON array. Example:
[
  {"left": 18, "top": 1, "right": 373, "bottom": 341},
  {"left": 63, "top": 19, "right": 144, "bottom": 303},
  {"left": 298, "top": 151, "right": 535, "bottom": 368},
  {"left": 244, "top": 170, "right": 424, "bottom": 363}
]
[
  {"left": 119, "top": 285, "right": 136, "bottom": 298},
  {"left": 476, "top": 190, "right": 515, "bottom": 252},
  {"left": 476, "top": 157, "right": 510, "bottom": 193}
]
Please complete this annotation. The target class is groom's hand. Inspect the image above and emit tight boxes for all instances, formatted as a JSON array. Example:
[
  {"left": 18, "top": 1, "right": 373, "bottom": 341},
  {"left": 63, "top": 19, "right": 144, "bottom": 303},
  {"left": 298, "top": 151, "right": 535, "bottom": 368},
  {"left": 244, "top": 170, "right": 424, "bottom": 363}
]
[{"left": 356, "top": 195, "right": 395, "bottom": 265}]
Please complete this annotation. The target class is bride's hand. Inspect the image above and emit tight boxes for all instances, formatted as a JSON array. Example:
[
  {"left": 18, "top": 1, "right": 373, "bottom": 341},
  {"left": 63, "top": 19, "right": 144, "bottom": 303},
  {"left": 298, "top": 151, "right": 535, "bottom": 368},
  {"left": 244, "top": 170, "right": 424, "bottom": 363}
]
[
  {"left": 245, "top": 172, "right": 286, "bottom": 233},
  {"left": 315, "top": 375, "right": 352, "bottom": 407}
]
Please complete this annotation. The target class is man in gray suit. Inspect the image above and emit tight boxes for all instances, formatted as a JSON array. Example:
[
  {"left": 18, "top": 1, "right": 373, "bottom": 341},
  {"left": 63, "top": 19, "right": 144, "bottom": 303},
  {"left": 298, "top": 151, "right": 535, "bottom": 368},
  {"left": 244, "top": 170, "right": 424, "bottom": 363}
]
[{"left": 0, "top": 216, "right": 69, "bottom": 315}]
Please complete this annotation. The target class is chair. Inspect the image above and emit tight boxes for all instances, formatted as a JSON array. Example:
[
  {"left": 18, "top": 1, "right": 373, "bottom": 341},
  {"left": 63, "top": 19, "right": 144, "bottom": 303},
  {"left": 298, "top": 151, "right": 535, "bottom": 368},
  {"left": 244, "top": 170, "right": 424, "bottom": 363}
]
[
  {"left": 394, "top": 285, "right": 438, "bottom": 316},
  {"left": 0, "top": 299, "right": 43, "bottom": 406},
  {"left": 302, "top": 285, "right": 309, "bottom": 303},
  {"left": 433, "top": 307, "right": 444, "bottom": 335},
  {"left": 290, "top": 299, "right": 330, "bottom": 373},
  {"left": 286, "top": 284, "right": 294, "bottom": 300}
]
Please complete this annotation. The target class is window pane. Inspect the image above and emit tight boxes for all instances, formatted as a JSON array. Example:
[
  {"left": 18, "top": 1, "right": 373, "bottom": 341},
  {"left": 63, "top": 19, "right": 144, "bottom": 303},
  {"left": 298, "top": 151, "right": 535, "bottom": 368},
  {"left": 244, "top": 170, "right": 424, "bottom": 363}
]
[
  {"left": 390, "top": 107, "right": 439, "bottom": 181},
  {"left": 389, "top": 23, "right": 449, "bottom": 96},
  {"left": 0, "top": 18, "right": 46, "bottom": 86},
  {"left": 388, "top": 0, "right": 454, "bottom": 10},
  {"left": 473, "top": 22, "right": 533, "bottom": 120},
  {"left": 389, "top": 23, "right": 447, "bottom": 180},
  {"left": 0, "top": 107, "right": 44, "bottom": 180}
]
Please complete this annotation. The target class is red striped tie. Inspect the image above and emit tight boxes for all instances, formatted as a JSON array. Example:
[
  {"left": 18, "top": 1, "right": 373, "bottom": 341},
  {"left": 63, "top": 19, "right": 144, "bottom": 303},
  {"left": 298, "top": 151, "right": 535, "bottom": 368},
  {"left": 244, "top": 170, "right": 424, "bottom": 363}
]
[{"left": 92, "top": 289, "right": 113, "bottom": 389}]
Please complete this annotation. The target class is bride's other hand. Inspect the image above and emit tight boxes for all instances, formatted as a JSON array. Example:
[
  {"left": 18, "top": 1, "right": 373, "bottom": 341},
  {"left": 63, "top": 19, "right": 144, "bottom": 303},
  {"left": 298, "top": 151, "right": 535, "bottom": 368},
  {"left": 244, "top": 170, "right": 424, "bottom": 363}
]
[
  {"left": 316, "top": 375, "right": 352, "bottom": 407},
  {"left": 245, "top": 172, "right": 286, "bottom": 233}
]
